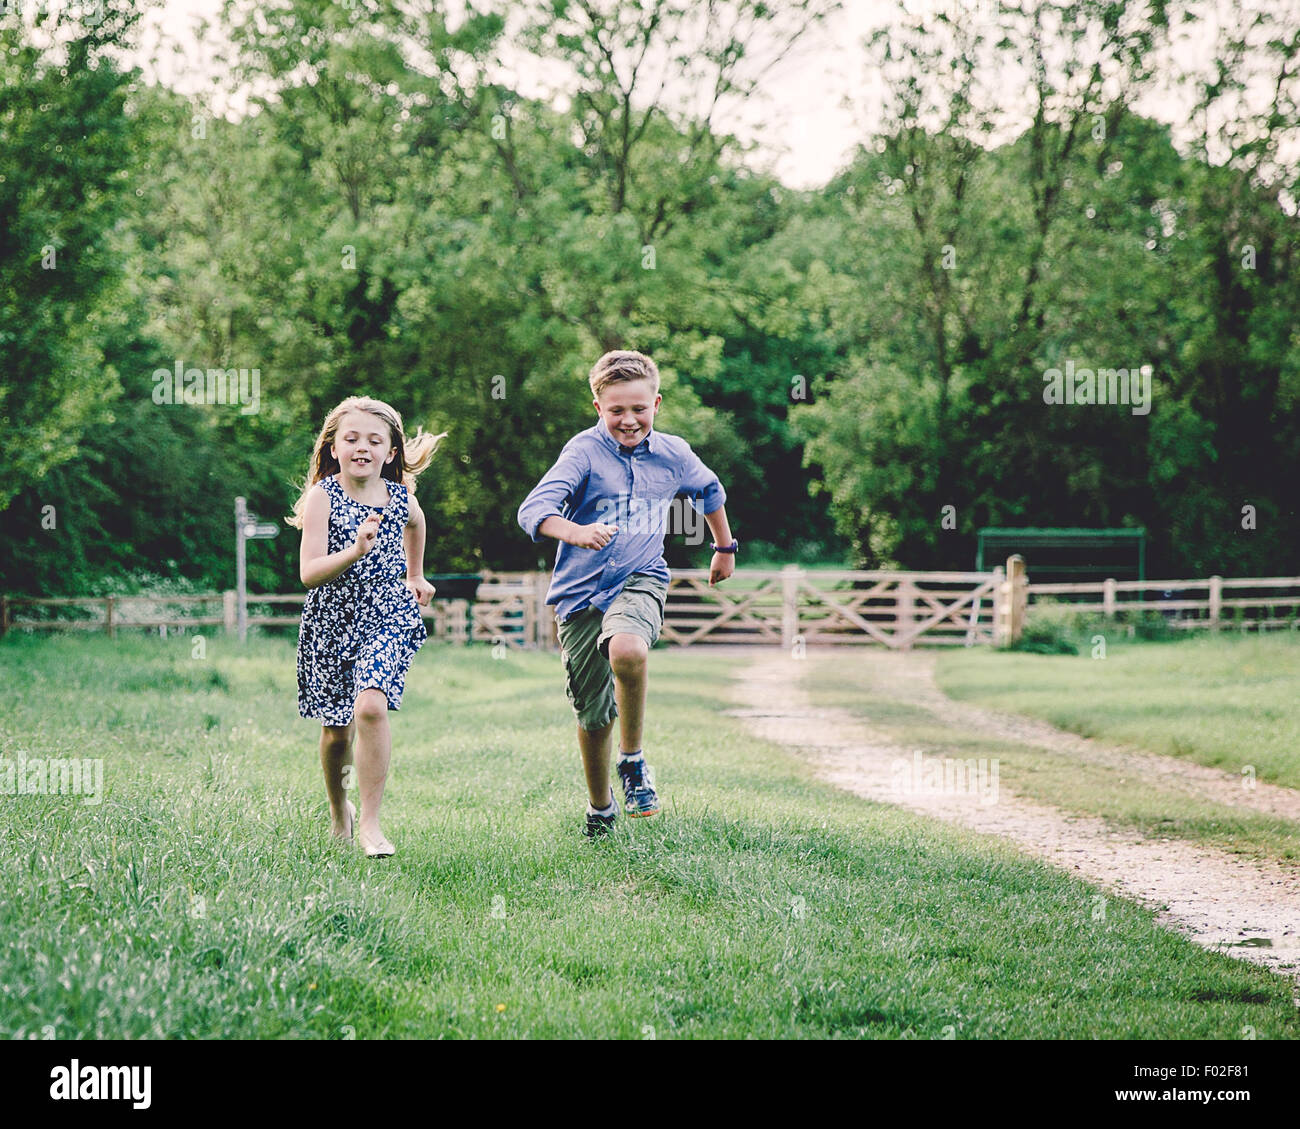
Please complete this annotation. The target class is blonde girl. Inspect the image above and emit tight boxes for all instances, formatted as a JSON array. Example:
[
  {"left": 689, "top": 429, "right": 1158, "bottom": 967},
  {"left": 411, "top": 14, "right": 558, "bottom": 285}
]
[{"left": 288, "top": 396, "right": 444, "bottom": 857}]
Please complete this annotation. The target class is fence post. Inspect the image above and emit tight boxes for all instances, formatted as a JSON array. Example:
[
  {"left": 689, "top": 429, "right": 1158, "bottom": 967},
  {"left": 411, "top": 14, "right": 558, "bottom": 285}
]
[
  {"left": 1208, "top": 575, "right": 1222, "bottom": 630},
  {"left": 985, "top": 566, "right": 1004, "bottom": 645},
  {"left": 995, "top": 570, "right": 1009, "bottom": 646},
  {"left": 1010, "top": 555, "right": 1027, "bottom": 643},
  {"left": 536, "top": 570, "right": 552, "bottom": 649},
  {"left": 896, "top": 578, "right": 916, "bottom": 651},
  {"left": 520, "top": 576, "right": 535, "bottom": 650},
  {"left": 781, "top": 565, "right": 801, "bottom": 649},
  {"left": 0, "top": 595, "right": 8, "bottom": 638},
  {"left": 223, "top": 590, "right": 237, "bottom": 634},
  {"left": 996, "top": 555, "right": 1027, "bottom": 646},
  {"left": 450, "top": 599, "right": 468, "bottom": 645},
  {"left": 1102, "top": 577, "right": 1116, "bottom": 619},
  {"left": 105, "top": 596, "right": 115, "bottom": 639}
]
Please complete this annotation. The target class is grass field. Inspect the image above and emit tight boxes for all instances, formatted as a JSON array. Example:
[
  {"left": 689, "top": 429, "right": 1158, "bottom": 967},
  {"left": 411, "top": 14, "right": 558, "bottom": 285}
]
[
  {"left": 804, "top": 635, "right": 1300, "bottom": 863},
  {"left": 937, "top": 634, "right": 1300, "bottom": 790},
  {"left": 1, "top": 633, "right": 1296, "bottom": 1039}
]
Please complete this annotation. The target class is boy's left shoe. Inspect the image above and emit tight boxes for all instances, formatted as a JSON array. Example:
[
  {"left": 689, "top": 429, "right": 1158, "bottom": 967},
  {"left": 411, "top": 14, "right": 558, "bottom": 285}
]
[
  {"left": 617, "top": 756, "right": 660, "bottom": 818},
  {"left": 584, "top": 805, "right": 619, "bottom": 838}
]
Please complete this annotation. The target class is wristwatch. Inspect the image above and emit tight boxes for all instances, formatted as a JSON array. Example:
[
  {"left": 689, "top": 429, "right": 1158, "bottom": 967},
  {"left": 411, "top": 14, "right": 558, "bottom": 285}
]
[{"left": 710, "top": 540, "right": 740, "bottom": 553}]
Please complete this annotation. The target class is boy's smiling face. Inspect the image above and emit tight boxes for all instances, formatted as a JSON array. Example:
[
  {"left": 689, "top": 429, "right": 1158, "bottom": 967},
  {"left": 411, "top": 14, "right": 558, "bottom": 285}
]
[{"left": 594, "top": 377, "right": 661, "bottom": 448}]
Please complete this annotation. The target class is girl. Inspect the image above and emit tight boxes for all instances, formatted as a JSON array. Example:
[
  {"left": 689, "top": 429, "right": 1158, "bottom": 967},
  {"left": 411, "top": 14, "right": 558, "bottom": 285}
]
[{"left": 288, "top": 396, "right": 444, "bottom": 858}]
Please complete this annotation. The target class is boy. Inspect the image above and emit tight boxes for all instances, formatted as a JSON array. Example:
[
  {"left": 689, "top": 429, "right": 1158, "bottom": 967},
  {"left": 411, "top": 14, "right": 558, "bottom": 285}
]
[{"left": 517, "top": 350, "right": 737, "bottom": 836}]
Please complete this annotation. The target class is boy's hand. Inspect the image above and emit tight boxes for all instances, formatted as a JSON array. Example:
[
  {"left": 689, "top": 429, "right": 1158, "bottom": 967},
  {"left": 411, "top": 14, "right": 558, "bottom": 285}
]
[
  {"left": 709, "top": 552, "right": 734, "bottom": 586},
  {"left": 406, "top": 577, "right": 436, "bottom": 606},
  {"left": 571, "top": 522, "right": 619, "bottom": 549},
  {"left": 353, "top": 512, "right": 382, "bottom": 558}
]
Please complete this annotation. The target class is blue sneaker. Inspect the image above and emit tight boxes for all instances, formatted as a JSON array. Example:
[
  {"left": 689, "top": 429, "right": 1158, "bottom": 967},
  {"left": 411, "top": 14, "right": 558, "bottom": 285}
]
[
  {"left": 617, "top": 756, "right": 659, "bottom": 818},
  {"left": 584, "top": 804, "right": 618, "bottom": 838}
]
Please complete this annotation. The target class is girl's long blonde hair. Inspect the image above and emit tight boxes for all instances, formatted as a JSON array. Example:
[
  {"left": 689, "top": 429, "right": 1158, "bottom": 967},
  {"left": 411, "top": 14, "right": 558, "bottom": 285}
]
[{"left": 286, "top": 396, "right": 445, "bottom": 528}]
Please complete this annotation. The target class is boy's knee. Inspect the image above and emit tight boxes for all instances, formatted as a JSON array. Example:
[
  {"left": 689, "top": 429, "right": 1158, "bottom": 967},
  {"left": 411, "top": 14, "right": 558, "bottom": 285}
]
[
  {"left": 353, "top": 689, "right": 388, "bottom": 724},
  {"left": 607, "top": 634, "right": 648, "bottom": 675}
]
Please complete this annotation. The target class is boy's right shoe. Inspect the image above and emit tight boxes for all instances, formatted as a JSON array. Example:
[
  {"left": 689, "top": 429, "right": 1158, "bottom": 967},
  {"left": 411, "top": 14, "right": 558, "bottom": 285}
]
[{"left": 617, "top": 756, "right": 660, "bottom": 817}]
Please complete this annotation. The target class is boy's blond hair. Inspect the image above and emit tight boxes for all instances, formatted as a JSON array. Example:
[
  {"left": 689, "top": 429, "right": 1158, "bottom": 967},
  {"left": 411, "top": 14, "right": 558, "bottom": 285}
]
[{"left": 588, "top": 350, "right": 660, "bottom": 398}]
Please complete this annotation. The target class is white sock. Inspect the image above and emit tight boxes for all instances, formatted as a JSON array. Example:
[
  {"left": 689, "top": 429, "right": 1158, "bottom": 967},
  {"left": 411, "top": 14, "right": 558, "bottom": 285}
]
[
  {"left": 617, "top": 750, "right": 644, "bottom": 764},
  {"left": 587, "top": 796, "right": 617, "bottom": 817}
]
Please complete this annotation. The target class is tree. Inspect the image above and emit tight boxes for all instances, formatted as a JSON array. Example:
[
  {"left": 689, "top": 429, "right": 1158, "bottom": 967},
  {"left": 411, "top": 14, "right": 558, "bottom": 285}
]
[{"left": 0, "top": 1, "right": 150, "bottom": 510}]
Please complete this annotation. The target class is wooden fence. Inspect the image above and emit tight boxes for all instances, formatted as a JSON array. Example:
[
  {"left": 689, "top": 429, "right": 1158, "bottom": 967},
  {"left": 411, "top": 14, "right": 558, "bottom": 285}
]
[
  {"left": 6, "top": 563, "right": 1298, "bottom": 649},
  {"left": 0, "top": 565, "right": 1011, "bottom": 650},
  {"left": 0, "top": 571, "right": 551, "bottom": 649},
  {"left": 1026, "top": 574, "right": 1300, "bottom": 631}
]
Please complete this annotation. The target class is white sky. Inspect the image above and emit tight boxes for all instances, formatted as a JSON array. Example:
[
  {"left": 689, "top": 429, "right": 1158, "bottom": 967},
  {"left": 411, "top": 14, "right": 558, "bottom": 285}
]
[{"left": 118, "top": 0, "right": 1295, "bottom": 191}]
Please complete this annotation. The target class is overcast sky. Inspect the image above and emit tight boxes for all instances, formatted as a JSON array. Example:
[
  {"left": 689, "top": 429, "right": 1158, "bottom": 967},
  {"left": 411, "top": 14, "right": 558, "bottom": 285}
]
[{"left": 124, "top": 0, "right": 1288, "bottom": 191}]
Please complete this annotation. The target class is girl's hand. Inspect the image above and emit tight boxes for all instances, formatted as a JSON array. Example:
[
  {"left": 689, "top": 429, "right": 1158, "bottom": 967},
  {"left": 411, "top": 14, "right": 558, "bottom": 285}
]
[
  {"left": 571, "top": 522, "right": 619, "bottom": 549},
  {"left": 406, "top": 577, "right": 436, "bottom": 606},
  {"left": 353, "top": 512, "right": 382, "bottom": 558},
  {"left": 709, "top": 551, "right": 734, "bottom": 587}
]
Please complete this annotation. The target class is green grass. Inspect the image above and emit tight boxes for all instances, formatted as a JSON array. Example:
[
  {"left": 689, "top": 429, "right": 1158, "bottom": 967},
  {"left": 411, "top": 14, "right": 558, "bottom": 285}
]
[
  {"left": 1, "top": 633, "right": 1296, "bottom": 1039},
  {"left": 804, "top": 637, "right": 1300, "bottom": 863},
  {"left": 936, "top": 634, "right": 1300, "bottom": 790}
]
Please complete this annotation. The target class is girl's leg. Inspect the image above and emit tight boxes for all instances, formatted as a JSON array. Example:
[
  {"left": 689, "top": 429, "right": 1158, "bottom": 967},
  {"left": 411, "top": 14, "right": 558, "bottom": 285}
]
[
  {"left": 319, "top": 721, "right": 356, "bottom": 839},
  {"left": 353, "top": 688, "right": 393, "bottom": 852}
]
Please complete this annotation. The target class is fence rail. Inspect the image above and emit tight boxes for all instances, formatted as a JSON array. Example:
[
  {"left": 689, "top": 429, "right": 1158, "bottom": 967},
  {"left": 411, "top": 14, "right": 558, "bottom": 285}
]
[
  {"left": 1026, "top": 575, "right": 1300, "bottom": 631},
  {"left": 6, "top": 565, "right": 1299, "bottom": 647}
]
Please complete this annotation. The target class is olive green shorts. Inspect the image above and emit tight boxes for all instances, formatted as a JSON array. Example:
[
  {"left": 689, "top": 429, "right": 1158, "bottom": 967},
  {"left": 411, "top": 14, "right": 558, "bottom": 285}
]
[{"left": 556, "top": 574, "right": 668, "bottom": 731}]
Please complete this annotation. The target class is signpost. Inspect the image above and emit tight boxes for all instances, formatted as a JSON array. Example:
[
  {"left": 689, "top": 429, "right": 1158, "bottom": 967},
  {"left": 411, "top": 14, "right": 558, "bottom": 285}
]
[{"left": 234, "top": 496, "right": 279, "bottom": 643}]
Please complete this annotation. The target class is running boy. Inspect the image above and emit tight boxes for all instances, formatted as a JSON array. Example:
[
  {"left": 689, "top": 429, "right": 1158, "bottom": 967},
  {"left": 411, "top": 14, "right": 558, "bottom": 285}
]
[{"left": 517, "top": 350, "right": 737, "bottom": 837}]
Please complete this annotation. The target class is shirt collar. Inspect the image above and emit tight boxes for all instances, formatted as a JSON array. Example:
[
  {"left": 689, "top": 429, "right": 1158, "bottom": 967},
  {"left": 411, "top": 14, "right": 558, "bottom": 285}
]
[{"left": 592, "top": 421, "right": 654, "bottom": 455}]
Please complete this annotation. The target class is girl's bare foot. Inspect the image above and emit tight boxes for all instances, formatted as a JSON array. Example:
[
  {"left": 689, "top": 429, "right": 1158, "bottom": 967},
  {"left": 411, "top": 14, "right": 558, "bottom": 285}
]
[
  {"left": 331, "top": 799, "right": 356, "bottom": 844},
  {"left": 357, "top": 821, "right": 394, "bottom": 858}
]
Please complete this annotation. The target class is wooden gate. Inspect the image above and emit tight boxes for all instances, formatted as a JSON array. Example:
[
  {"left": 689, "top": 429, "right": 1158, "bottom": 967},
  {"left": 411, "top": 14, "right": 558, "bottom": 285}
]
[{"left": 660, "top": 567, "right": 1005, "bottom": 649}]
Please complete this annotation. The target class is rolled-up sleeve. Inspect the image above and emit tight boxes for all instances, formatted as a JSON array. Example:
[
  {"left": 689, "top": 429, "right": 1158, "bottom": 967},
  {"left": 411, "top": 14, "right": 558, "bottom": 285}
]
[
  {"left": 678, "top": 442, "right": 726, "bottom": 514},
  {"left": 517, "top": 442, "right": 590, "bottom": 542}
]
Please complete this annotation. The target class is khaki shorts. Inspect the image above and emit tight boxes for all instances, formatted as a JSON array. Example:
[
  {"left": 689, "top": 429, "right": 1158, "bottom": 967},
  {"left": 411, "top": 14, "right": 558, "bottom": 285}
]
[{"left": 556, "top": 574, "right": 668, "bottom": 731}]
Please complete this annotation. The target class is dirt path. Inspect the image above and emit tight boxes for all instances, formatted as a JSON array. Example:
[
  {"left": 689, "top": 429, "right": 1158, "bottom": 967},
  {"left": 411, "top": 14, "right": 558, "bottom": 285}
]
[{"left": 724, "top": 647, "right": 1300, "bottom": 984}]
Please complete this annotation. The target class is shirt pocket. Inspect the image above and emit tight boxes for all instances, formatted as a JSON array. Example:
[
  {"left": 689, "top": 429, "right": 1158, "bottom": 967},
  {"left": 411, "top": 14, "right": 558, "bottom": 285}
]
[
  {"left": 629, "top": 463, "right": 678, "bottom": 536},
  {"left": 585, "top": 460, "right": 629, "bottom": 527}
]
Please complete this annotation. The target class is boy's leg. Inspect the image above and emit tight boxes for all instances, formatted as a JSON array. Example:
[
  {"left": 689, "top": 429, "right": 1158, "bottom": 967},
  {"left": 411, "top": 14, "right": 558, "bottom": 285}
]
[
  {"left": 608, "top": 634, "right": 649, "bottom": 754},
  {"left": 319, "top": 721, "right": 356, "bottom": 838},
  {"left": 577, "top": 720, "right": 615, "bottom": 809},
  {"left": 557, "top": 607, "right": 619, "bottom": 812},
  {"left": 599, "top": 576, "right": 667, "bottom": 817},
  {"left": 599, "top": 576, "right": 666, "bottom": 756}
]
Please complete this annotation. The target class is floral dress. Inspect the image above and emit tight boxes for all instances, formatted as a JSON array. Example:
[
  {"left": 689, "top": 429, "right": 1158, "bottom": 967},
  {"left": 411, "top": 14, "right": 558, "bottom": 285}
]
[{"left": 297, "top": 474, "right": 428, "bottom": 725}]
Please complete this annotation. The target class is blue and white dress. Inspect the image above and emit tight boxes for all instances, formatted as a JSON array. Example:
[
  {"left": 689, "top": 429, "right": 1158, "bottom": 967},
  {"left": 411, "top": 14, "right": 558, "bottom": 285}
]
[{"left": 297, "top": 474, "right": 428, "bottom": 725}]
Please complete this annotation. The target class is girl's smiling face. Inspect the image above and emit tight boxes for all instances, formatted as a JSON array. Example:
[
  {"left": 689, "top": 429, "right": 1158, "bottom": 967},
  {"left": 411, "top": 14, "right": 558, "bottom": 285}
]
[
  {"left": 595, "top": 377, "right": 661, "bottom": 448},
  {"left": 331, "top": 410, "right": 396, "bottom": 480}
]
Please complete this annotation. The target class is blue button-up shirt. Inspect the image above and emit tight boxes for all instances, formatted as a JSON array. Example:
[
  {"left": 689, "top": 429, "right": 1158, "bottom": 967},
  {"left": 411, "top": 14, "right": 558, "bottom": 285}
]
[{"left": 517, "top": 423, "right": 727, "bottom": 620}]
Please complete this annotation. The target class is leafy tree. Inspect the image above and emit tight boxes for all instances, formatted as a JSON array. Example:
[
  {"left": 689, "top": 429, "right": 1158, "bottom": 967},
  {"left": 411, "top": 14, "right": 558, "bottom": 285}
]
[{"left": 0, "top": 1, "right": 151, "bottom": 510}]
